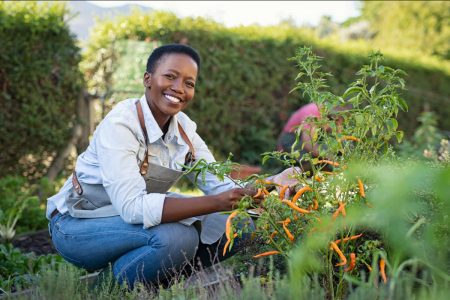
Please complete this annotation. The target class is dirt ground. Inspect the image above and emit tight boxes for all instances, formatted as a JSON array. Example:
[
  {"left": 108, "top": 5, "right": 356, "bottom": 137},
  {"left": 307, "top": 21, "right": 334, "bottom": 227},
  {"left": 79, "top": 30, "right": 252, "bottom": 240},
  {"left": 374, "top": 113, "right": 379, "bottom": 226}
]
[{"left": 12, "top": 229, "right": 56, "bottom": 256}]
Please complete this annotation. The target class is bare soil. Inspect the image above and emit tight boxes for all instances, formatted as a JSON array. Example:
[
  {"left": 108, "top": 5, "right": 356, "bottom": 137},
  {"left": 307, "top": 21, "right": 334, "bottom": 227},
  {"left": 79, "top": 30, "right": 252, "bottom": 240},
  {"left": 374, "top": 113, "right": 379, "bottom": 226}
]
[{"left": 12, "top": 229, "right": 56, "bottom": 256}]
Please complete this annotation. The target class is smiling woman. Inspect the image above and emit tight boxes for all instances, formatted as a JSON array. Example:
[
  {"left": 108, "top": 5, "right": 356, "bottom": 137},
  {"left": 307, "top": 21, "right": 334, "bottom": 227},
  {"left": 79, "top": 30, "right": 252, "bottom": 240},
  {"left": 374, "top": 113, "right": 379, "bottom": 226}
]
[
  {"left": 144, "top": 52, "right": 198, "bottom": 129},
  {"left": 45, "top": 44, "right": 263, "bottom": 288}
]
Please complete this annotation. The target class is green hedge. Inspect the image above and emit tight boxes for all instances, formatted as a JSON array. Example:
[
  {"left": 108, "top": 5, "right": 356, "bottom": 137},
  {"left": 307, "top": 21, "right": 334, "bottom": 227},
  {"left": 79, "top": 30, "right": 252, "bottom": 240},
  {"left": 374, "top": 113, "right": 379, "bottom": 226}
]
[
  {"left": 83, "top": 11, "right": 450, "bottom": 164},
  {"left": 0, "top": 2, "right": 84, "bottom": 179}
]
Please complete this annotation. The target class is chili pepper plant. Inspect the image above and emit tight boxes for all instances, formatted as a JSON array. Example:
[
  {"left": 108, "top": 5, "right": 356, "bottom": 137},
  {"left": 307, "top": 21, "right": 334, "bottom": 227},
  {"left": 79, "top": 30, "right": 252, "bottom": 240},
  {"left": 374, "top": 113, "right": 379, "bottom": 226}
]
[{"left": 184, "top": 47, "right": 449, "bottom": 298}]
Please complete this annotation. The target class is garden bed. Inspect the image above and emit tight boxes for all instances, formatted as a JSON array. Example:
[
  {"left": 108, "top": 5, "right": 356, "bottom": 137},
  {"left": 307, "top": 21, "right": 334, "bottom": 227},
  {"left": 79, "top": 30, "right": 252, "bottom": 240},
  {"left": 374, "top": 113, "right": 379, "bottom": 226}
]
[{"left": 12, "top": 229, "right": 56, "bottom": 256}]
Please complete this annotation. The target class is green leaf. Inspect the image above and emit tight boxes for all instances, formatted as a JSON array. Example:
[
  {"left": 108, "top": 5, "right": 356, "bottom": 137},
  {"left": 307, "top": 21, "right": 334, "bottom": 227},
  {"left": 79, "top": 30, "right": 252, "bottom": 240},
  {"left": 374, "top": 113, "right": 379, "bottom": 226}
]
[
  {"left": 371, "top": 125, "right": 378, "bottom": 136},
  {"left": 395, "top": 131, "right": 404, "bottom": 143},
  {"left": 369, "top": 83, "right": 379, "bottom": 96},
  {"left": 355, "top": 114, "right": 364, "bottom": 127},
  {"left": 343, "top": 86, "right": 363, "bottom": 99},
  {"left": 387, "top": 118, "right": 398, "bottom": 131},
  {"left": 398, "top": 97, "right": 408, "bottom": 112}
]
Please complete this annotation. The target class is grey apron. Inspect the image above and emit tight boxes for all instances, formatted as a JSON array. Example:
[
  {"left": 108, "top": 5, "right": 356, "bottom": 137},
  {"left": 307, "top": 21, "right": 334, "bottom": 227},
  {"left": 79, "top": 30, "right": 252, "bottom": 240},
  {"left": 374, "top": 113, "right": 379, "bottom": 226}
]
[
  {"left": 66, "top": 100, "right": 194, "bottom": 219},
  {"left": 65, "top": 161, "right": 185, "bottom": 218}
]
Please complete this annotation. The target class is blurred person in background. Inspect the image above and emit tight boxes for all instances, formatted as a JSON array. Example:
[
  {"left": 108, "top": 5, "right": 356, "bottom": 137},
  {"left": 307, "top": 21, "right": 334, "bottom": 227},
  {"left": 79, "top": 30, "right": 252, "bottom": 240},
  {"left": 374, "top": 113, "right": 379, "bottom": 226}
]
[{"left": 277, "top": 102, "right": 350, "bottom": 171}]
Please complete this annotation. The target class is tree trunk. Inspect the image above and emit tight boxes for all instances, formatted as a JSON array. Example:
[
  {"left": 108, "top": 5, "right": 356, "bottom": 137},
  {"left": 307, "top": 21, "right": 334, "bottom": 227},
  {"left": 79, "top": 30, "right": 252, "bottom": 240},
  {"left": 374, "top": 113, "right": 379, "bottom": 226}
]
[
  {"left": 76, "top": 90, "right": 94, "bottom": 154},
  {"left": 46, "top": 90, "right": 93, "bottom": 181},
  {"left": 46, "top": 124, "right": 82, "bottom": 181}
]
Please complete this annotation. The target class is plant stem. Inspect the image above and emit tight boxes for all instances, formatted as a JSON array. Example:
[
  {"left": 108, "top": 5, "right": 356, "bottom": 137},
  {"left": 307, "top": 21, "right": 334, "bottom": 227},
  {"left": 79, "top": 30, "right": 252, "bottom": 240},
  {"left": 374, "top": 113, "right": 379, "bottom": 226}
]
[
  {"left": 267, "top": 217, "right": 291, "bottom": 245},
  {"left": 406, "top": 217, "right": 426, "bottom": 237}
]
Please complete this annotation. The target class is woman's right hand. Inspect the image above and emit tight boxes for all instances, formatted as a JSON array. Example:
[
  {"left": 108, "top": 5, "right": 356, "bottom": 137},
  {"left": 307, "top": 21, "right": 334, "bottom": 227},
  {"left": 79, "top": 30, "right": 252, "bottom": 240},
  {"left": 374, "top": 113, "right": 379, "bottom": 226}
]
[
  {"left": 163, "top": 188, "right": 257, "bottom": 223},
  {"left": 215, "top": 188, "right": 257, "bottom": 211}
]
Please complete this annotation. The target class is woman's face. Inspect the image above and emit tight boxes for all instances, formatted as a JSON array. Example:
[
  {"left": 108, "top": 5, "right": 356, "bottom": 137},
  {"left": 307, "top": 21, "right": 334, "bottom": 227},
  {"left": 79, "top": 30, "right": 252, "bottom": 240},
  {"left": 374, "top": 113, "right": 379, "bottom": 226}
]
[{"left": 144, "top": 53, "right": 198, "bottom": 119}]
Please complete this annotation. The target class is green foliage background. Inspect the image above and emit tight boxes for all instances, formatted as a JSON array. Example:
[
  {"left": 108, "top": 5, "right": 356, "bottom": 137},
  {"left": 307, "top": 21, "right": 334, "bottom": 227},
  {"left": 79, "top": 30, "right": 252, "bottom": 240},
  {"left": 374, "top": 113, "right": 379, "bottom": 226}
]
[
  {"left": 361, "top": 1, "right": 450, "bottom": 60},
  {"left": 83, "top": 11, "right": 450, "bottom": 164},
  {"left": 0, "top": 2, "right": 84, "bottom": 178}
]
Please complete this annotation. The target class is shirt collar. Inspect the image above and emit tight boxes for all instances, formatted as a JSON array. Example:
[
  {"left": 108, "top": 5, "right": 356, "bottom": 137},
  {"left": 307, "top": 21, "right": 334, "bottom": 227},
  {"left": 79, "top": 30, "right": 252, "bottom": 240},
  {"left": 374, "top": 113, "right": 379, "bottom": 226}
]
[{"left": 139, "top": 95, "right": 184, "bottom": 145}]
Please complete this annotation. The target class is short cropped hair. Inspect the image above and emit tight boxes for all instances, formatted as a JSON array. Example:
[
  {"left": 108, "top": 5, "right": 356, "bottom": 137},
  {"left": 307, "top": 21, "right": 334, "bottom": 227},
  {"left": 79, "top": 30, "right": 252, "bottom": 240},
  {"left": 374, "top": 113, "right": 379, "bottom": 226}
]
[{"left": 146, "top": 44, "right": 201, "bottom": 74}]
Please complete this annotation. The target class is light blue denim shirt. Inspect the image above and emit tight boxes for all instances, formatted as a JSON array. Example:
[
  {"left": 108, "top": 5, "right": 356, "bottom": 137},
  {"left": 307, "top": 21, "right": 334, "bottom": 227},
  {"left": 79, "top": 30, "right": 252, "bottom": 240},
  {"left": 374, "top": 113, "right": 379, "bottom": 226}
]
[{"left": 46, "top": 95, "right": 236, "bottom": 230}]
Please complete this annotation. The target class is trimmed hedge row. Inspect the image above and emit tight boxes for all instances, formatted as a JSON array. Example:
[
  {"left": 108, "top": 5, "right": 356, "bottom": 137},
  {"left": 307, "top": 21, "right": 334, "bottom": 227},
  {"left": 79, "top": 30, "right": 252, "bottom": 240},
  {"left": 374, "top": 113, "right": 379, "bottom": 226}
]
[
  {"left": 0, "top": 2, "right": 84, "bottom": 178},
  {"left": 84, "top": 11, "right": 450, "bottom": 164}
]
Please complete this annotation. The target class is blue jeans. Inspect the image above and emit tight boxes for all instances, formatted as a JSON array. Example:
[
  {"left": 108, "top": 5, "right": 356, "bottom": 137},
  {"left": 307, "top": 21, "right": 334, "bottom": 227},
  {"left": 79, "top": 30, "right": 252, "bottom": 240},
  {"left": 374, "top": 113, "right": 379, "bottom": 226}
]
[{"left": 49, "top": 212, "right": 253, "bottom": 287}]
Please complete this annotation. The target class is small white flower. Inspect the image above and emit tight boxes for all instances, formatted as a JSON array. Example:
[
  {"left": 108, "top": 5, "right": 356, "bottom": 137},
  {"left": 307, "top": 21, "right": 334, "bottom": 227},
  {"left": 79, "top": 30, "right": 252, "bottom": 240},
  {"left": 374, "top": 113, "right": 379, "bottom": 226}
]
[
  {"left": 324, "top": 202, "right": 333, "bottom": 209},
  {"left": 423, "top": 149, "right": 434, "bottom": 158}
]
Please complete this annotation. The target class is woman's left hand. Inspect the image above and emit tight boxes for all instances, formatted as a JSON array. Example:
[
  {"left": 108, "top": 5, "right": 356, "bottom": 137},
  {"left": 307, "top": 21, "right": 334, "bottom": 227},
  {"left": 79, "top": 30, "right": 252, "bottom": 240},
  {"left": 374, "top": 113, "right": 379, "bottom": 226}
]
[{"left": 266, "top": 167, "right": 302, "bottom": 199}]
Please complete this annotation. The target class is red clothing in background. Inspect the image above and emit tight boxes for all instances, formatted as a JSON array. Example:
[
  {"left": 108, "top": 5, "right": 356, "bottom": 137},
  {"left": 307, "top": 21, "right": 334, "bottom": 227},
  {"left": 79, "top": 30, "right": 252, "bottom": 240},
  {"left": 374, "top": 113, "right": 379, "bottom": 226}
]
[{"left": 281, "top": 103, "right": 320, "bottom": 133}]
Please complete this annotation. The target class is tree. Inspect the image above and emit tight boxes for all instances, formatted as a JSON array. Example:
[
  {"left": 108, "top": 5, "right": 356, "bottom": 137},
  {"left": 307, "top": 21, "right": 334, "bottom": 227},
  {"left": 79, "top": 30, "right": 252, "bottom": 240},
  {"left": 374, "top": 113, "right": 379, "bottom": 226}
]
[{"left": 361, "top": 1, "right": 450, "bottom": 59}]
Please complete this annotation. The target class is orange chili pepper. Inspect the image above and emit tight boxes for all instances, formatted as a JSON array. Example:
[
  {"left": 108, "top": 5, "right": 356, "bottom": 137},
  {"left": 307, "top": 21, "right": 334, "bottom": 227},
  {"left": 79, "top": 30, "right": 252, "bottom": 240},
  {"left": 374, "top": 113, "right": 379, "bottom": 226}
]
[
  {"left": 358, "top": 178, "right": 365, "bottom": 198},
  {"left": 282, "top": 200, "right": 310, "bottom": 214},
  {"left": 313, "top": 199, "right": 319, "bottom": 210},
  {"left": 316, "top": 160, "right": 340, "bottom": 167},
  {"left": 281, "top": 218, "right": 294, "bottom": 242},
  {"left": 283, "top": 223, "right": 294, "bottom": 242},
  {"left": 223, "top": 239, "right": 230, "bottom": 256},
  {"left": 330, "top": 242, "right": 347, "bottom": 266},
  {"left": 292, "top": 186, "right": 312, "bottom": 203},
  {"left": 223, "top": 233, "right": 237, "bottom": 256},
  {"left": 341, "top": 135, "right": 361, "bottom": 142},
  {"left": 253, "top": 188, "right": 263, "bottom": 198},
  {"left": 341, "top": 203, "right": 347, "bottom": 217},
  {"left": 380, "top": 259, "right": 387, "bottom": 283},
  {"left": 225, "top": 211, "right": 238, "bottom": 239},
  {"left": 344, "top": 253, "right": 356, "bottom": 272},
  {"left": 279, "top": 185, "right": 289, "bottom": 200},
  {"left": 314, "top": 175, "right": 323, "bottom": 182},
  {"left": 263, "top": 188, "right": 270, "bottom": 195},
  {"left": 332, "top": 202, "right": 346, "bottom": 219},
  {"left": 334, "top": 233, "right": 363, "bottom": 245},
  {"left": 277, "top": 218, "right": 291, "bottom": 225},
  {"left": 253, "top": 250, "right": 281, "bottom": 259},
  {"left": 270, "top": 230, "right": 278, "bottom": 239}
]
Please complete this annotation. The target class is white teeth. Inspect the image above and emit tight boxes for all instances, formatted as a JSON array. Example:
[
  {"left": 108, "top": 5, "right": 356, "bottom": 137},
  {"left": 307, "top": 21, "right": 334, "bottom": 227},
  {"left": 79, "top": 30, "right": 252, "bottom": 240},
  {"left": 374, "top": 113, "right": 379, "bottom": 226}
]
[{"left": 165, "top": 94, "right": 181, "bottom": 103}]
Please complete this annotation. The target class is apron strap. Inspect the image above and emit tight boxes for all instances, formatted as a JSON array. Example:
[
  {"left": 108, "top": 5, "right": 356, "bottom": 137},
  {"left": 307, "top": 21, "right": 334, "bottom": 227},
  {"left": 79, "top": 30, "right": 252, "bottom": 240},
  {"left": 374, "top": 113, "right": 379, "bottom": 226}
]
[
  {"left": 135, "top": 100, "right": 150, "bottom": 175},
  {"left": 72, "top": 171, "right": 83, "bottom": 195},
  {"left": 178, "top": 123, "right": 196, "bottom": 163},
  {"left": 135, "top": 100, "right": 196, "bottom": 175}
]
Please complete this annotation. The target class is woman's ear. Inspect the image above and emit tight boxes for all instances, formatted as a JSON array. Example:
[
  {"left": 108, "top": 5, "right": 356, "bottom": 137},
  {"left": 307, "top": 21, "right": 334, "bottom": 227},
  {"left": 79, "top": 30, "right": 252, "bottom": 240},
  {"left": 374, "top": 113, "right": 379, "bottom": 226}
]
[{"left": 143, "top": 72, "right": 152, "bottom": 88}]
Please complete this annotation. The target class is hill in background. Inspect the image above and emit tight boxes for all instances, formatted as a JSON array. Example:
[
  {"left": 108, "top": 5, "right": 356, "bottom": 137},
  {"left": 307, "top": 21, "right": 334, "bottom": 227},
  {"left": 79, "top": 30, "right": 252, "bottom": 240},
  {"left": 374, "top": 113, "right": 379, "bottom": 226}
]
[{"left": 66, "top": 1, "right": 152, "bottom": 42}]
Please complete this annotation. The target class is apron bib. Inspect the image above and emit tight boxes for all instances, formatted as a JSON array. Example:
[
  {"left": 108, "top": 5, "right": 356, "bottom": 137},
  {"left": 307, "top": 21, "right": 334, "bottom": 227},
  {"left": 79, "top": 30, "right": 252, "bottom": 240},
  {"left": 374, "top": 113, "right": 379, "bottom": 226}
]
[{"left": 66, "top": 99, "right": 195, "bottom": 219}]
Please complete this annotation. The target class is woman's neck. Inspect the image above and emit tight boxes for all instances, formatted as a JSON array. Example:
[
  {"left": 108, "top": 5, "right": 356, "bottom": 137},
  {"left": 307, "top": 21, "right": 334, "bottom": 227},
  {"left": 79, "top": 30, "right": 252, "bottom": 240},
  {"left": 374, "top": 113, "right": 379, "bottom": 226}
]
[{"left": 146, "top": 97, "right": 171, "bottom": 133}]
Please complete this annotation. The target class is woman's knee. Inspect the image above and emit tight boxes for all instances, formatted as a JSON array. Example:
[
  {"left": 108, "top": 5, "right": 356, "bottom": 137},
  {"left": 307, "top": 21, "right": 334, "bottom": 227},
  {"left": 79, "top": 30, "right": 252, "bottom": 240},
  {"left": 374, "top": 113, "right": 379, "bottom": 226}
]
[
  {"left": 112, "top": 223, "right": 200, "bottom": 286},
  {"left": 148, "top": 223, "right": 199, "bottom": 260}
]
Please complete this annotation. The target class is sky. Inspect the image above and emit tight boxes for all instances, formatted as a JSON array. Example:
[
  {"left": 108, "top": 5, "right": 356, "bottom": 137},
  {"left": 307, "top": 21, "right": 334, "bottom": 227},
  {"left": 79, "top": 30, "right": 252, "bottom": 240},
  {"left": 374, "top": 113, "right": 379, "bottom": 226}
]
[{"left": 86, "top": 1, "right": 360, "bottom": 27}]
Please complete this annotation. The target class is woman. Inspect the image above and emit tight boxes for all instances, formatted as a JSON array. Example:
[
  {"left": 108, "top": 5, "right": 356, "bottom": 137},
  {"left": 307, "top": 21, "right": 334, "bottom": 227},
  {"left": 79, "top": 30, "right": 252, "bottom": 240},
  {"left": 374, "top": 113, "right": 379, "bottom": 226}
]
[{"left": 46, "top": 44, "right": 259, "bottom": 287}]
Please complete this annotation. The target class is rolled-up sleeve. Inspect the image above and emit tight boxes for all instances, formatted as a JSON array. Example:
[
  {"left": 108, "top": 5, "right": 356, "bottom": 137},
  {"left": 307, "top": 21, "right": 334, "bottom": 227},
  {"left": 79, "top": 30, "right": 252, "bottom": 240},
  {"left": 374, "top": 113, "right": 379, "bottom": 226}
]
[{"left": 95, "top": 114, "right": 165, "bottom": 228}]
